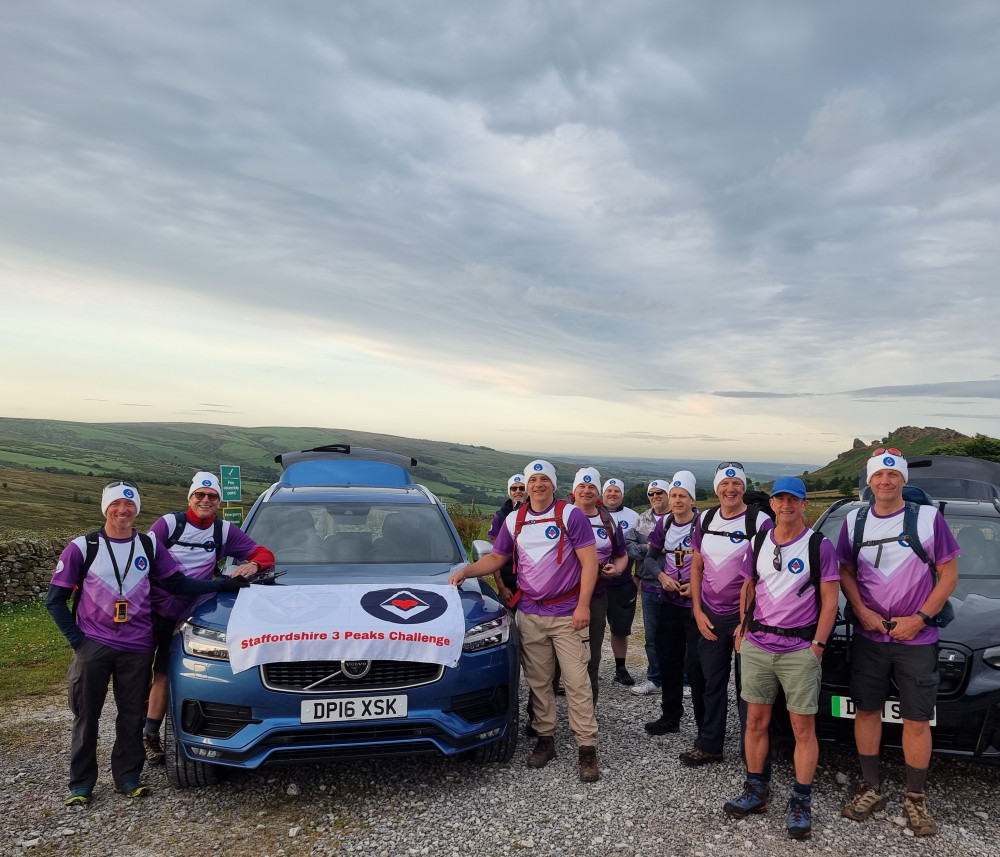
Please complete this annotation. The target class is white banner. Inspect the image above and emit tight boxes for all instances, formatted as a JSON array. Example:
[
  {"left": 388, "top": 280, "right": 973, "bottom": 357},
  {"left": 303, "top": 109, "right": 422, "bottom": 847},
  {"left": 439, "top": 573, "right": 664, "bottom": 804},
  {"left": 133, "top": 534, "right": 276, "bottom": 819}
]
[{"left": 226, "top": 583, "right": 465, "bottom": 674}]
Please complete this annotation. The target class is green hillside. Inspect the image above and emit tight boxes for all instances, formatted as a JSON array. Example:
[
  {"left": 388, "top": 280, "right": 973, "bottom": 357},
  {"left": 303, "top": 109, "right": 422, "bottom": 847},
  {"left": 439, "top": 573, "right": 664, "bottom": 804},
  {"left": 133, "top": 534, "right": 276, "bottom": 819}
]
[{"left": 801, "top": 425, "right": 972, "bottom": 493}]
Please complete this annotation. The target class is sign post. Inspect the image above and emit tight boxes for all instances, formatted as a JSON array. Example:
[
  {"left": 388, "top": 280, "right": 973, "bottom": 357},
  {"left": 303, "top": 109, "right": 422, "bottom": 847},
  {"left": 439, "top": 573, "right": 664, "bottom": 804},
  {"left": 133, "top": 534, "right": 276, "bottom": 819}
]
[{"left": 220, "top": 465, "right": 242, "bottom": 502}]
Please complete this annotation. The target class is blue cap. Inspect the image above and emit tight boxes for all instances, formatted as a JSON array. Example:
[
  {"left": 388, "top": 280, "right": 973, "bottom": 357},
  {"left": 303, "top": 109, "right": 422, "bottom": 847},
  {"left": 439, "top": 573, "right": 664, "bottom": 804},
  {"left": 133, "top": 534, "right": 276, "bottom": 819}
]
[{"left": 771, "top": 476, "right": 807, "bottom": 499}]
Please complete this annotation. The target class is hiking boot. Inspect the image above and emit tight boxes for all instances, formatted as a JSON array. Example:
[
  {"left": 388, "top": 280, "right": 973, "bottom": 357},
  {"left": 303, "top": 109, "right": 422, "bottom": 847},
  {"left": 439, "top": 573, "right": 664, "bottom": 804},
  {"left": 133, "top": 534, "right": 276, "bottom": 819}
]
[
  {"left": 903, "top": 792, "right": 938, "bottom": 836},
  {"left": 578, "top": 746, "right": 599, "bottom": 783},
  {"left": 526, "top": 736, "right": 556, "bottom": 769},
  {"left": 65, "top": 788, "right": 92, "bottom": 807},
  {"left": 723, "top": 780, "right": 769, "bottom": 817},
  {"left": 679, "top": 746, "right": 724, "bottom": 767},
  {"left": 114, "top": 781, "right": 150, "bottom": 799},
  {"left": 630, "top": 679, "right": 661, "bottom": 696},
  {"left": 613, "top": 667, "right": 635, "bottom": 686},
  {"left": 786, "top": 793, "right": 812, "bottom": 839},
  {"left": 644, "top": 716, "right": 680, "bottom": 736},
  {"left": 841, "top": 781, "right": 886, "bottom": 821},
  {"left": 143, "top": 733, "right": 165, "bottom": 765}
]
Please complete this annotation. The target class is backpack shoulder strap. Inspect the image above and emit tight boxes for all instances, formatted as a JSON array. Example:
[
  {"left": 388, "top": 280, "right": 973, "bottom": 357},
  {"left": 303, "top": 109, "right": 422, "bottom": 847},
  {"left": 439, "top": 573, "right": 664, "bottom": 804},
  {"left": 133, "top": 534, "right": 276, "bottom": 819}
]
[
  {"left": 701, "top": 506, "right": 718, "bottom": 532},
  {"left": 750, "top": 530, "right": 769, "bottom": 583},
  {"left": 137, "top": 531, "right": 154, "bottom": 562},
  {"left": 902, "top": 501, "right": 934, "bottom": 568},
  {"left": 165, "top": 511, "right": 188, "bottom": 548},
  {"left": 213, "top": 517, "right": 225, "bottom": 563},
  {"left": 797, "top": 530, "right": 826, "bottom": 598},
  {"left": 72, "top": 529, "right": 104, "bottom": 618},
  {"left": 851, "top": 505, "right": 870, "bottom": 565},
  {"left": 745, "top": 506, "right": 760, "bottom": 541},
  {"left": 513, "top": 501, "right": 531, "bottom": 537}
]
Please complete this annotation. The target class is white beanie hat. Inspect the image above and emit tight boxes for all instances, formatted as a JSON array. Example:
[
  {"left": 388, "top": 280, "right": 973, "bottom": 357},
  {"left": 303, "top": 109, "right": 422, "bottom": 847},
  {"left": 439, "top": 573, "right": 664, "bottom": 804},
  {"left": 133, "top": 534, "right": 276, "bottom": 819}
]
[
  {"left": 713, "top": 463, "right": 747, "bottom": 493},
  {"left": 867, "top": 452, "right": 908, "bottom": 484},
  {"left": 102, "top": 481, "right": 141, "bottom": 515},
  {"left": 603, "top": 478, "right": 625, "bottom": 494},
  {"left": 189, "top": 471, "right": 222, "bottom": 500},
  {"left": 572, "top": 467, "right": 602, "bottom": 491},
  {"left": 669, "top": 470, "right": 697, "bottom": 501},
  {"left": 524, "top": 459, "right": 558, "bottom": 488},
  {"left": 647, "top": 479, "right": 671, "bottom": 495},
  {"left": 507, "top": 473, "right": 526, "bottom": 490}
]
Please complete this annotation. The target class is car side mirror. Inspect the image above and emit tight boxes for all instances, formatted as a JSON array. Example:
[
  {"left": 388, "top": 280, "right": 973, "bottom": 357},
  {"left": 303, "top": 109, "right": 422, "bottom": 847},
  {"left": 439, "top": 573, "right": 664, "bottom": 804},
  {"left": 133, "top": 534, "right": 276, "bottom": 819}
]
[{"left": 471, "top": 539, "right": 494, "bottom": 562}]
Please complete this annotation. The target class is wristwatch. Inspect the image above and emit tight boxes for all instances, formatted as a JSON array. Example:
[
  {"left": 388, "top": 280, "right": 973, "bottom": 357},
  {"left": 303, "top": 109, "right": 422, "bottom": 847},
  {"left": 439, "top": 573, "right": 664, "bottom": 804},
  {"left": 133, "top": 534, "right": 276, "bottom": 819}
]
[{"left": 917, "top": 610, "right": 934, "bottom": 625}]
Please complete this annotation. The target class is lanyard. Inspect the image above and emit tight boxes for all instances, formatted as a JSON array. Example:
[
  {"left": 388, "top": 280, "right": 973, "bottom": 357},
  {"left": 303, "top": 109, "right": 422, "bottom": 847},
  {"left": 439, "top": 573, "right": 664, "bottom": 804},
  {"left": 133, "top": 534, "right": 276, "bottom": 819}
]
[{"left": 101, "top": 530, "right": 136, "bottom": 596}]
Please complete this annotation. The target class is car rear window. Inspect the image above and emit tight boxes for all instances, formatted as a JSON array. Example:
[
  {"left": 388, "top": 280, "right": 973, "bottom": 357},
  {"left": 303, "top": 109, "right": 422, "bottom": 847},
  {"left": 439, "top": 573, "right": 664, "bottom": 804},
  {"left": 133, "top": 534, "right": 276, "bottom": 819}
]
[
  {"left": 246, "top": 502, "right": 463, "bottom": 564},
  {"left": 816, "top": 506, "right": 1000, "bottom": 601}
]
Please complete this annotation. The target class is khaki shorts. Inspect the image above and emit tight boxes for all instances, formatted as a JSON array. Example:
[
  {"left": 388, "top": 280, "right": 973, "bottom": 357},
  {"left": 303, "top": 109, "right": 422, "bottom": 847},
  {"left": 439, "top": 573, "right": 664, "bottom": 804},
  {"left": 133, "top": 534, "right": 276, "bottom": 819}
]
[{"left": 740, "top": 638, "right": 821, "bottom": 715}]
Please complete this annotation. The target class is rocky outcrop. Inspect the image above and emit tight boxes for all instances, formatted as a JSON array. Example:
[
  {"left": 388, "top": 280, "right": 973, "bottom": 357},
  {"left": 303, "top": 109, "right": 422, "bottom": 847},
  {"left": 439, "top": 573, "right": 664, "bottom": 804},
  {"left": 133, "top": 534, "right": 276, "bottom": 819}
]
[{"left": 0, "top": 538, "right": 62, "bottom": 603}]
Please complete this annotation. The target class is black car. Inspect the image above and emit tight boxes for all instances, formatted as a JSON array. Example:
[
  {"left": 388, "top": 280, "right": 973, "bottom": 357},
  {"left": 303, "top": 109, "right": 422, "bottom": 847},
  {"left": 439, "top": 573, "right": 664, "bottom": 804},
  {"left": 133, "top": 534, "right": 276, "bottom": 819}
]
[{"left": 813, "top": 456, "right": 1000, "bottom": 762}]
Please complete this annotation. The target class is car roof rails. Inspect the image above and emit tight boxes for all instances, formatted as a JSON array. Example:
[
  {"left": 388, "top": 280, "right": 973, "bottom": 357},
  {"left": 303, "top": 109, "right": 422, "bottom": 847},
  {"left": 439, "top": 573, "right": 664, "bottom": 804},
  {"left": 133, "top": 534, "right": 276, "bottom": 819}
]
[{"left": 275, "top": 444, "right": 417, "bottom": 470}]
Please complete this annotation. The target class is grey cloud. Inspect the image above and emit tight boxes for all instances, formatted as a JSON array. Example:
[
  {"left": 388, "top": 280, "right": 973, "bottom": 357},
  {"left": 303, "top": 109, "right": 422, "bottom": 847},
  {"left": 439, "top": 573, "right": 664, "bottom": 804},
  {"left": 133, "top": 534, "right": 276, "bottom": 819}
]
[{"left": 849, "top": 380, "right": 1000, "bottom": 399}]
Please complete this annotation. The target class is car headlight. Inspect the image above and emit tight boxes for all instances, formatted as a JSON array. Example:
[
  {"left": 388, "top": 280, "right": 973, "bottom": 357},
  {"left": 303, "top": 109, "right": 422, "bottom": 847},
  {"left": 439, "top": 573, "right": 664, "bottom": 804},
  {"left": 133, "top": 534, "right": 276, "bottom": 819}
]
[
  {"left": 180, "top": 621, "right": 230, "bottom": 661},
  {"left": 463, "top": 614, "right": 511, "bottom": 653},
  {"left": 984, "top": 646, "right": 1000, "bottom": 671}
]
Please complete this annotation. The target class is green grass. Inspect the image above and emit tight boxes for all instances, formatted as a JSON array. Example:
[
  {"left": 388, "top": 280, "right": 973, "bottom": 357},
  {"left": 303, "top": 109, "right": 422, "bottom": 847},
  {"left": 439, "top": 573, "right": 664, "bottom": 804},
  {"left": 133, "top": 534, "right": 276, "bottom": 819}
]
[{"left": 0, "top": 600, "right": 71, "bottom": 701}]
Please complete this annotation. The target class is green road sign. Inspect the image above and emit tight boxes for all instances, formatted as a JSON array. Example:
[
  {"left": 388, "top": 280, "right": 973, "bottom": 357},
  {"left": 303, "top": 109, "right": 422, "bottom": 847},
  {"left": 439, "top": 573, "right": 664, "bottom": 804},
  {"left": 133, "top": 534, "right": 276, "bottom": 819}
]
[
  {"left": 222, "top": 506, "right": 244, "bottom": 525},
  {"left": 220, "top": 465, "right": 242, "bottom": 502}
]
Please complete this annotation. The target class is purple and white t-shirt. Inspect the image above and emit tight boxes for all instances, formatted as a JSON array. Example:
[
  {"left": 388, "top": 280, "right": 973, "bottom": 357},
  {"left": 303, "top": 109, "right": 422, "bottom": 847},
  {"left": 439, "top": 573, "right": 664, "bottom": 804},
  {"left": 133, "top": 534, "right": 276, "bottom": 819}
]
[
  {"left": 740, "top": 528, "right": 839, "bottom": 654},
  {"left": 693, "top": 508, "right": 774, "bottom": 616},
  {"left": 493, "top": 501, "right": 596, "bottom": 616},
  {"left": 51, "top": 531, "right": 183, "bottom": 653},
  {"left": 836, "top": 505, "right": 960, "bottom": 645},
  {"left": 606, "top": 506, "right": 639, "bottom": 588},
  {"left": 649, "top": 514, "right": 698, "bottom": 608},
  {"left": 587, "top": 509, "right": 628, "bottom": 598},
  {"left": 149, "top": 514, "right": 261, "bottom": 622}
]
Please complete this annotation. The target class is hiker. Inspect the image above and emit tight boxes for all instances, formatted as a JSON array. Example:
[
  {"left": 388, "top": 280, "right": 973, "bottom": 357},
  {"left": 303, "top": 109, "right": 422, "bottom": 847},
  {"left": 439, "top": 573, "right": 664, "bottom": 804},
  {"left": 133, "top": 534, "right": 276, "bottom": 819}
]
[
  {"left": 628, "top": 479, "right": 672, "bottom": 696},
  {"left": 682, "top": 463, "right": 774, "bottom": 766},
  {"left": 723, "top": 477, "right": 839, "bottom": 840},
  {"left": 46, "top": 481, "right": 249, "bottom": 805},
  {"left": 602, "top": 478, "right": 640, "bottom": 686},
  {"left": 643, "top": 471, "right": 705, "bottom": 738},
  {"left": 837, "top": 449, "right": 959, "bottom": 836},
  {"left": 142, "top": 471, "right": 274, "bottom": 765},
  {"left": 487, "top": 473, "right": 528, "bottom": 606},
  {"left": 570, "top": 468, "right": 629, "bottom": 701},
  {"left": 449, "top": 459, "right": 600, "bottom": 782}
]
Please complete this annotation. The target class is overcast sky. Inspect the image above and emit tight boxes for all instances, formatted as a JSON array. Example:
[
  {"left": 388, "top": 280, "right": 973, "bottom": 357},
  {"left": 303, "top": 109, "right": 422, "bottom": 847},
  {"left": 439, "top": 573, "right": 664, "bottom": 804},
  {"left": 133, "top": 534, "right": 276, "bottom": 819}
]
[{"left": 2, "top": 1, "right": 998, "bottom": 463}]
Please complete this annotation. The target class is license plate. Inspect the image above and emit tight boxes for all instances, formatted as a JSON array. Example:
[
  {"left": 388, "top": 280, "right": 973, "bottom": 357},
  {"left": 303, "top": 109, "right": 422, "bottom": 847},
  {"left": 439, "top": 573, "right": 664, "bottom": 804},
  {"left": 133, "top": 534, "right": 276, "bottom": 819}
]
[
  {"left": 830, "top": 695, "right": 935, "bottom": 727},
  {"left": 300, "top": 694, "right": 408, "bottom": 723}
]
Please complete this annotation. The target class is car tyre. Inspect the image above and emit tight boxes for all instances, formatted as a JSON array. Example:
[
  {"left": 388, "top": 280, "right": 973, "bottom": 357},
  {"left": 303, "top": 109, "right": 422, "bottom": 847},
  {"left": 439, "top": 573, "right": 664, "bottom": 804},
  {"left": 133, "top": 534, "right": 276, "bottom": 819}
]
[{"left": 164, "top": 709, "right": 220, "bottom": 789}]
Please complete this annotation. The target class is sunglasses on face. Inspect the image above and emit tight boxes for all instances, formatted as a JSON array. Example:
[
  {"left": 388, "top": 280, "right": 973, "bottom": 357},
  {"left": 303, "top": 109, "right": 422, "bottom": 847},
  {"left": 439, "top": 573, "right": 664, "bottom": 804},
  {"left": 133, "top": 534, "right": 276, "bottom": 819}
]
[
  {"left": 872, "top": 447, "right": 901, "bottom": 457},
  {"left": 104, "top": 479, "right": 138, "bottom": 491},
  {"left": 647, "top": 490, "right": 666, "bottom": 498},
  {"left": 716, "top": 461, "right": 744, "bottom": 472},
  {"left": 192, "top": 491, "right": 220, "bottom": 502},
  {"left": 509, "top": 485, "right": 526, "bottom": 493}
]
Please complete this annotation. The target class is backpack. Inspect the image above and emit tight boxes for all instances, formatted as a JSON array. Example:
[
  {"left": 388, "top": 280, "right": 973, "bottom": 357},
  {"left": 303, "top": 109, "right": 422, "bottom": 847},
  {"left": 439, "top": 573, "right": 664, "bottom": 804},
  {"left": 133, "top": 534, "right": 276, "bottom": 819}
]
[
  {"left": 72, "top": 529, "right": 155, "bottom": 618},
  {"left": 165, "top": 511, "right": 225, "bottom": 565},
  {"left": 700, "top": 504, "right": 766, "bottom": 542},
  {"left": 508, "top": 500, "right": 580, "bottom": 608},
  {"left": 742, "top": 529, "right": 826, "bottom": 640},
  {"left": 850, "top": 487, "right": 954, "bottom": 628}
]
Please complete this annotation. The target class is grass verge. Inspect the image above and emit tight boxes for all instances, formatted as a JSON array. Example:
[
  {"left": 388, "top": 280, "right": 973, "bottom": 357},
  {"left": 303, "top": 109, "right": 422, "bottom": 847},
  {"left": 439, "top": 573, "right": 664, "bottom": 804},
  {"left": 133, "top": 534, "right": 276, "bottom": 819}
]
[{"left": 0, "top": 599, "right": 70, "bottom": 702}]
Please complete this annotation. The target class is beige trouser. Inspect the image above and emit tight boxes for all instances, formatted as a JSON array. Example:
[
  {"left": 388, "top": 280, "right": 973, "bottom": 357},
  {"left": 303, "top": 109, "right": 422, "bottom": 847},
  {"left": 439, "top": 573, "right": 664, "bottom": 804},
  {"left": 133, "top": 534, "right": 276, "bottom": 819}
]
[{"left": 517, "top": 610, "right": 598, "bottom": 746}]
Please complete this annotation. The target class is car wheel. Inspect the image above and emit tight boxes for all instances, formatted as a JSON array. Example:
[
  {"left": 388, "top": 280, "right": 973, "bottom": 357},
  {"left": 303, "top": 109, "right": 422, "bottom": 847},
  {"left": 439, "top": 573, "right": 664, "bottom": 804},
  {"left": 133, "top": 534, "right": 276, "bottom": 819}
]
[{"left": 164, "top": 709, "right": 219, "bottom": 788}]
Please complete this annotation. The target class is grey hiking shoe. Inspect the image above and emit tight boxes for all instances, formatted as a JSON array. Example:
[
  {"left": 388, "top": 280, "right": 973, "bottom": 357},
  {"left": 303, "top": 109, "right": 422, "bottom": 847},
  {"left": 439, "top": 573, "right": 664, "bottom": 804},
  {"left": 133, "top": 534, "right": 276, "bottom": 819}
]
[
  {"left": 841, "top": 781, "right": 886, "bottom": 821},
  {"left": 903, "top": 792, "right": 938, "bottom": 836}
]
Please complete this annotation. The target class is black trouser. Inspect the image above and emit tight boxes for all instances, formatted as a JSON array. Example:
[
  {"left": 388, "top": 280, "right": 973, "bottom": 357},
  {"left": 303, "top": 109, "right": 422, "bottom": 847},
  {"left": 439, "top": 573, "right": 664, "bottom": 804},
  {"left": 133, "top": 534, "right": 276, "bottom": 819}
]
[
  {"left": 694, "top": 607, "right": 743, "bottom": 755},
  {"left": 67, "top": 638, "right": 153, "bottom": 791},
  {"left": 654, "top": 600, "right": 705, "bottom": 731}
]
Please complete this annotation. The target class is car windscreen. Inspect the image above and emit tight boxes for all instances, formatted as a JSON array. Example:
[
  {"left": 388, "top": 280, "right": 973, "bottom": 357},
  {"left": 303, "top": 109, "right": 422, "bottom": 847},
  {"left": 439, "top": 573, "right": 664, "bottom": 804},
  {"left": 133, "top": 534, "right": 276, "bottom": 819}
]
[
  {"left": 245, "top": 502, "right": 463, "bottom": 564},
  {"left": 816, "top": 507, "right": 1000, "bottom": 601}
]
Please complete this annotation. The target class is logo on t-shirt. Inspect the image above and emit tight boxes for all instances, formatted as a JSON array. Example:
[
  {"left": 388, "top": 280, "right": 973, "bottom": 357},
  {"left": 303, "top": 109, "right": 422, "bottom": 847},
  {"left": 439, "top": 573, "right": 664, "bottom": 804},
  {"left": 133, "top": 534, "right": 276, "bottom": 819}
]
[
  {"left": 729, "top": 530, "right": 745, "bottom": 544},
  {"left": 897, "top": 531, "right": 910, "bottom": 548},
  {"left": 619, "top": 520, "right": 629, "bottom": 530},
  {"left": 597, "top": 528, "right": 608, "bottom": 539},
  {"left": 544, "top": 525, "right": 560, "bottom": 540},
  {"left": 134, "top": 556, "right": 148, "bottom": 571},
  {"left": 788, "top": 557, "right": 805, "bottom": 575},
  {"left": 682, "top": 536, "right": 693, "bottom": 548}
]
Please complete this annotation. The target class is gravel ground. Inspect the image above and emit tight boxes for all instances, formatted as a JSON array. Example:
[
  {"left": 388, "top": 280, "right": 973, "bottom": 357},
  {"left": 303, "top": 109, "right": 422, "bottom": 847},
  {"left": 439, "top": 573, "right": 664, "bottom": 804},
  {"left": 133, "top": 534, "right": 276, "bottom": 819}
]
[{"left": 3, "top": 648, "right": 998, "bottom": 857}]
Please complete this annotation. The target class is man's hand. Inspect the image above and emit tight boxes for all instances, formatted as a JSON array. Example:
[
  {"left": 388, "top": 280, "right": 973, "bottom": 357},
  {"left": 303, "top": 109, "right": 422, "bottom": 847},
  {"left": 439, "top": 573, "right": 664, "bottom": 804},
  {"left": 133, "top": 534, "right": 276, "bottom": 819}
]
[
  {"left": 889, "top": 614, "right": 926, "bottom": 642},
  {"left": 497, "top": 582, "right": 514, "bottom": 604},
  {"left": 599, "top": 563, "right": 619, "bottom": 579},
  {"left": 854, "top": 603, "right": 887, "bottom": 634},
  {"left": 695, "top": 611, "right": 717, "bottom": 641},
  {"left": 658, "top": 572, "right": 680, "bottom": 593},
  {"left": 733, "top": 625, "right": 744, "bottom": 654},
  {"left": 231, "top": 562, "right": 260, "bottom": 579},
  {"left": 572, "top": 603, "right": 590, "bottom": 631},
  {"left": 448, "top": 568, "right": 467, "bottom": 586},
  {"left": 678, "top": 582, "right": 691, "bottom": 598}
]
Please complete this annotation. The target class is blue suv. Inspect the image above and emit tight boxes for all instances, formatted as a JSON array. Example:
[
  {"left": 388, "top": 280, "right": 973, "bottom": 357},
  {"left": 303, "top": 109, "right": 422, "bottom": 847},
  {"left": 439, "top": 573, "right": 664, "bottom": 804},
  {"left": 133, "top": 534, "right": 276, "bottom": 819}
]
[{"left": 164, "top": 445, "right": 519, "bottom": 787}]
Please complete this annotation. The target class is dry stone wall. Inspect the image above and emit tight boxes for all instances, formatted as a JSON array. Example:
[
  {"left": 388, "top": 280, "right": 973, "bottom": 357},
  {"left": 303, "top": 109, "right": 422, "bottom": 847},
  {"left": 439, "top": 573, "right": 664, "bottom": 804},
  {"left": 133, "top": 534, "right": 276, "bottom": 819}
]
[{"left": 1, "top": 538, "right": 63, "bottom": 603}]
